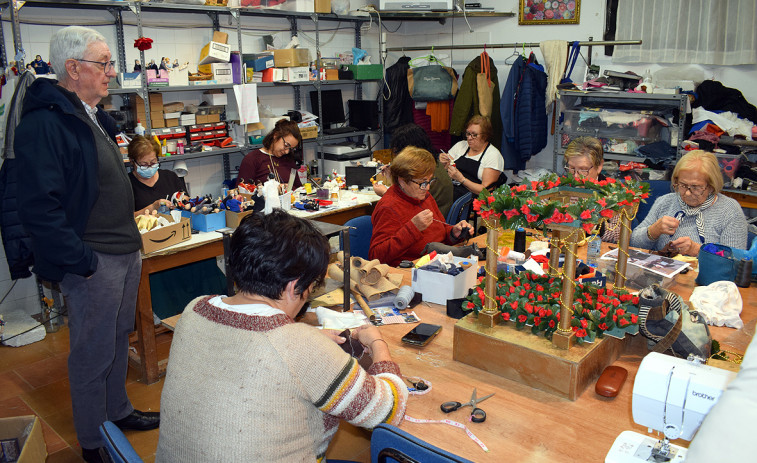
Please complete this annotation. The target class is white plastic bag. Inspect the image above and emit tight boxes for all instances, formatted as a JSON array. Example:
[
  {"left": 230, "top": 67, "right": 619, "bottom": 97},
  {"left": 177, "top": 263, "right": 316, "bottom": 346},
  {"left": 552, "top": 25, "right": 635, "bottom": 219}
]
[{"left": 689, "top": 281, "right": 743, "bottom": 329}]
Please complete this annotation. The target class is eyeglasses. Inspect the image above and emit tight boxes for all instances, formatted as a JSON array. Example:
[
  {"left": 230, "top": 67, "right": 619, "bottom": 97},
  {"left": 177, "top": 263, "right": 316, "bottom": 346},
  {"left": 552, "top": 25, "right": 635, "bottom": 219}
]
[
  {"left": 77, "top": 59, "right": 116, "bottom": 73},
  {"left": 465, "top": 132, "right": 479, "bottom": 139},
  {"left": 136, "top": 160, "right": 159, "bottom": 168},
  {"left": 282, "top": 139, "right": 299, "bottom": 152},
  {"left": 674, "top": 182, "right": 708, "bottom": 196},
  {"left": 410, "top": 177, "right": 436, "bottom": 190},
  {"left": 564, "top": 165, "right": 593, "bottom": 178}
]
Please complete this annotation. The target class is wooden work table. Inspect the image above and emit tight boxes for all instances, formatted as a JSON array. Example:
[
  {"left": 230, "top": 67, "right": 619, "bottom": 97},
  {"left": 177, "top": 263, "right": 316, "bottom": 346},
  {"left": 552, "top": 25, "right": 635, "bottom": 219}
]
[{"left": 328, "top": 237, "right": 756, "bottom": 462}]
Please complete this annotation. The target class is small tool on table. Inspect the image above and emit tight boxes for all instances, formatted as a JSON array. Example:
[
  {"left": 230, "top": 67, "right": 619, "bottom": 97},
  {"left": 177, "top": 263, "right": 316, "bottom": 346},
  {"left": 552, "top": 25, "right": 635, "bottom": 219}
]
[{"left": 441, "top": 388, "right": 494, "bottom": 423}]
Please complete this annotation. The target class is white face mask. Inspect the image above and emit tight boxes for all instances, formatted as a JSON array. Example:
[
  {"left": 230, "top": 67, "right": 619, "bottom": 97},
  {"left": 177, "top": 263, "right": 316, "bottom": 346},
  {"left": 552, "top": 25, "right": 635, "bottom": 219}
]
[{"left": 136, "top": 164, "right": 159, "bottom": 179}]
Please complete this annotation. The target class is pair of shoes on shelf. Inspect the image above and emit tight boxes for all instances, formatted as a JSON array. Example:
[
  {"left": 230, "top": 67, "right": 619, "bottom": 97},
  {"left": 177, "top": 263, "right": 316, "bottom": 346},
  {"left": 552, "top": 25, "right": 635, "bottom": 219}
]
[
  {"left": 82, "top": 447, "right": 114, "bottom": 463},
  {"left": 113, "top": 409, "right": 160, "bottom": 431}
]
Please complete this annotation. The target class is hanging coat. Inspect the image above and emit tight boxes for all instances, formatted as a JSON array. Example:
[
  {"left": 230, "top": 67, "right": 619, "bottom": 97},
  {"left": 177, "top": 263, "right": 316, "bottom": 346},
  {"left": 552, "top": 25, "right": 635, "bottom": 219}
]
[
  {"left": 382, "top": 56, "right": 414, "bottom": 133},
  {"left": 499, "top": 55, "right": 548, "bottom": 170},
  {"left": 450, "top": 55, "right": 502, "bottom": 150}
]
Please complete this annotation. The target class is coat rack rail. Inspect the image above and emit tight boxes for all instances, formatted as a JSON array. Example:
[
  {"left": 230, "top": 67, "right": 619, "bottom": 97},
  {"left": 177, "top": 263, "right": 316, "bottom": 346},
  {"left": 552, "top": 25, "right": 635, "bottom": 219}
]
[{"left": 386, "top": 39, "right": 641, "bottom": 53}]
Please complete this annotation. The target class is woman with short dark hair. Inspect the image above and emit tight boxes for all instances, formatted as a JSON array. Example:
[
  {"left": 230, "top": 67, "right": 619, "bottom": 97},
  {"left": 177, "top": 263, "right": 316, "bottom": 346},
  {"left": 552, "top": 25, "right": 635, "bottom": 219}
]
[
  {"left": 157, "top": 210, "right": 407, "bottom": 462},
  {"left": 237, "top": 119, "right": 303, "bottom": 187}
]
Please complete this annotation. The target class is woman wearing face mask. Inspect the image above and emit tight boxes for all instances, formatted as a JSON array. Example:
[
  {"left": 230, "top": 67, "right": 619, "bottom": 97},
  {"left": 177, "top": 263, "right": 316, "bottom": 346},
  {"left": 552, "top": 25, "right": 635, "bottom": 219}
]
[
  {"left": 128, "top": 135, "right": 186, "bottom": 215},
  {"left": 631, "top": 150, "right": 747, "bottom": 257}
]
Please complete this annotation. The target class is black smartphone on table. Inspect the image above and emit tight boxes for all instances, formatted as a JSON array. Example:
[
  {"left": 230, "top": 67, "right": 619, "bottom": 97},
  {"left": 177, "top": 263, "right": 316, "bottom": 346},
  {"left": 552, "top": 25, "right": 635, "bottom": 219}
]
[{"left": 401, "top": 323, "right": 442, "bottom": 347}]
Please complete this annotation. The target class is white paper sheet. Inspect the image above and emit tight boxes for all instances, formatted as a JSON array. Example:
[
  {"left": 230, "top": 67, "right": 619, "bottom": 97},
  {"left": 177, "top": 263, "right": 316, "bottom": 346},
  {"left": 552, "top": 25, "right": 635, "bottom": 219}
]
[{"left": 233, "top": 84, "right": 260, "bottom": 125}]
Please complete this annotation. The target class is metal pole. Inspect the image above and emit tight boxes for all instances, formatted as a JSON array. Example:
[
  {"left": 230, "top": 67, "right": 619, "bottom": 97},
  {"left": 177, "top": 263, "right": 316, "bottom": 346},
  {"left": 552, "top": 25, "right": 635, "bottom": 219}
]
[{"left": 386, "top": 39, "right": 642, "bottom": 52}]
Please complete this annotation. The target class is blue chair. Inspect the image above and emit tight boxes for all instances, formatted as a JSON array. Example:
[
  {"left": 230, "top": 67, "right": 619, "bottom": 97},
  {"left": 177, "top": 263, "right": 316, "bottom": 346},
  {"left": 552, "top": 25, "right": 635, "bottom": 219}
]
[
  {"left": 340, "top": 215, "right": 373, "bottom": 260},
  {"left": 446, "top": 192, "right": 473, "bottom": 225},
  {"left": 99, "top": 421, "right": 143, "bottom": 463},
  {"left": 370, "top": 424, "right": 473, "bottom": 463},
  {"left": 633, "top": 180, "right": 672, "bottom": 226}
]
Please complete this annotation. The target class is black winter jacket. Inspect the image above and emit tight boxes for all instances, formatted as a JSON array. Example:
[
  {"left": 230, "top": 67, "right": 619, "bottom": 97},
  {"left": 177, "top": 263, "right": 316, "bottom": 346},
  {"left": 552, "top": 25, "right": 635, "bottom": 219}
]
[
  {"left": 13, "top": 78, "right": 118, "bottom": 282},
  {"left": 383, "top": 56, "right": 414, "bottom": 133}
]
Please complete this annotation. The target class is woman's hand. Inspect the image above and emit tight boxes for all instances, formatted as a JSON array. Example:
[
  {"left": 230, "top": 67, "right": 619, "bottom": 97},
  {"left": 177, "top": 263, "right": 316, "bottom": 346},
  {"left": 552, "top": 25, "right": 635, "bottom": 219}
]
[
  {"left": 446, "top": 164, "right": 464, "bottom": 183},
  {"left": 670, "top": 236, "right": 700, "bottom": 257},
  {"left": 373, "top": 183, "right": 388, "bottom": 197},
  {"left": 352, "top": 324, "right": 391, "bottom": 361},
  {"left": 452, "top": 220, "right": 474, "bottom": 240},
  {"left": 411, "top": 209, "right": 434, "bottom": 232},
  {"left": 322, "top": 329, "right": 347, "bottom": 345},
  {"left": 439, "top": 151, "right": 453, "bottom": 167},
  {"left": 649, "top": 216, "right": 680, "bottom": 240}
]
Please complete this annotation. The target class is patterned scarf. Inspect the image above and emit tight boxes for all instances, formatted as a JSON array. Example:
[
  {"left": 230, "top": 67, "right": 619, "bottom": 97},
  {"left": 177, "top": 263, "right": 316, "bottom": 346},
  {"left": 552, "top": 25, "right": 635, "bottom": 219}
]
[{"left": 674, "top": 193, "right": 716, "bottom": 244}]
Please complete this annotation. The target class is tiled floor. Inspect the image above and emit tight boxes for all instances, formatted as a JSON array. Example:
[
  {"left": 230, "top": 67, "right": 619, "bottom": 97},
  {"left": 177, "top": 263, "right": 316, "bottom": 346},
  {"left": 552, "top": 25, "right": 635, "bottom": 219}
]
[{"left": 0, "top": 321, "right": 371, "bottom": 462}]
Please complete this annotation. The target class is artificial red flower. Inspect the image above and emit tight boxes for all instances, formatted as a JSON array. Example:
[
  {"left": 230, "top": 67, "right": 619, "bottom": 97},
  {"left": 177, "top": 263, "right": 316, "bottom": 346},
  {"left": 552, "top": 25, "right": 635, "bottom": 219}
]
[
  {"left": 502, "top": 312, "right": 511, "bottom": 321},
  {"left": 533, "top": 316, "right": 541, "bottom": 325},
  {"left": 600, "top": 209, "right": 614, "bottom": 218},
  {"left": 134, "top": 37, "right": 153, "bottom": 51},
  {"left": 619, "top": 319, "right": 629, "bottom": 327},
  {"left": 580, "top": 319, "right": 588, "bottom": 328},
  {"left": 518, "top": 314, "right": 528, "bottom": 323},
  {"left": 575, "top": 329, "right": 587, "bottom": 337},
  {"left": 580, "top": 210, "right": 592, "bottom": 220},
  {"left": 597, "top": 198, "right": 608, "bottom": 207},
  {"left": 466, "top": 302, "right": 475, "bottom": 309},
  {"left": 549, "top": 320, "right": 556, "bottom": 328},
  {"left": 598, "top": 322, "right": 608, "bottom": 330}
]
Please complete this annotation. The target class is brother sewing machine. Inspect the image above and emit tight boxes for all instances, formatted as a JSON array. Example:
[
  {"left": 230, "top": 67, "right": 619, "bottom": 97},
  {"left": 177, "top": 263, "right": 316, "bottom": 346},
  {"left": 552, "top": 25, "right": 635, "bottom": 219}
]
[{"left": 605, "top": 353, "right": 736, "bottom": 463}]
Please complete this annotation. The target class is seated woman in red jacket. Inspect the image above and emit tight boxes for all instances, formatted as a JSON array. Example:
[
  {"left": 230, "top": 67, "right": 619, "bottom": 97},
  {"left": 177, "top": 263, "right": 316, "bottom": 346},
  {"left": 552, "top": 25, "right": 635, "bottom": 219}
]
[{"left": 369, "top": 147, "right": 473, "bottom": 266}]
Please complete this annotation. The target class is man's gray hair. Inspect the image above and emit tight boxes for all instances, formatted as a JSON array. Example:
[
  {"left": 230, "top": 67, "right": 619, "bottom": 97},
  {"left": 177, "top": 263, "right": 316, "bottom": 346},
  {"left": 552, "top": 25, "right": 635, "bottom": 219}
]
[{"left": 50, "top": 26, "right": 107, "bottom": 83}]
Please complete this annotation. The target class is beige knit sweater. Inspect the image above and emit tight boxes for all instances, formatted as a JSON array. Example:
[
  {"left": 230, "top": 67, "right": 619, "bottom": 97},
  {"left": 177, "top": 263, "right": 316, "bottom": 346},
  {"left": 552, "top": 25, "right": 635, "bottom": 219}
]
[{"left": 156, "top": 296, "right": 407, "bottom": 462}]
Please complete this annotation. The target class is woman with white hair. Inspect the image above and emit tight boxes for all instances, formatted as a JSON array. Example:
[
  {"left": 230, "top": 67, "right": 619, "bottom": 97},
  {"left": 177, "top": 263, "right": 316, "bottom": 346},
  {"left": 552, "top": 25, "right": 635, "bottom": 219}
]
[{"left": 631, "top": 150, "right": 747, "bottom": 256}]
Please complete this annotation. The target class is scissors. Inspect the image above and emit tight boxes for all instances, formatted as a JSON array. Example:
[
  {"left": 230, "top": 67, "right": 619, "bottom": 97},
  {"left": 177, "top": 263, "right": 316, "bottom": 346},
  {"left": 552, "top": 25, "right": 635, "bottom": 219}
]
[{"left": 440, "top": 388, "right": 494, "bottom": 423}]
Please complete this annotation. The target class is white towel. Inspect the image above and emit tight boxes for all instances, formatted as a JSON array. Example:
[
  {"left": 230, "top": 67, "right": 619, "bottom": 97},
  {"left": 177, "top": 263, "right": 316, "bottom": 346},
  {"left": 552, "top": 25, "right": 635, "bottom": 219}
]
[{"left": 540, "top": 40, "right": 568, "bottom": 108}]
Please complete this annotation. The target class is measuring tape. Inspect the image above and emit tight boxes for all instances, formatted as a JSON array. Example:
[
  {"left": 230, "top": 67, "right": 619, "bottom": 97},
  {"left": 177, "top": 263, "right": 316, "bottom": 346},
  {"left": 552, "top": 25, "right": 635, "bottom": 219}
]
[{"left": 403, "top": 415, "right": 489, "bottom": 452}]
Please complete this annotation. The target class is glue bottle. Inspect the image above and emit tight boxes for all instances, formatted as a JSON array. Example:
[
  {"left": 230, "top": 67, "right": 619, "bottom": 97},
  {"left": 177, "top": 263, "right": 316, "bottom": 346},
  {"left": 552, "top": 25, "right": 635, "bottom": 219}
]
[
  {"left": 134, "top": 120, "right": 145, "bottom": 137},
  {"left": 586, "top": 234, "right": 601, "bottom": 267}
]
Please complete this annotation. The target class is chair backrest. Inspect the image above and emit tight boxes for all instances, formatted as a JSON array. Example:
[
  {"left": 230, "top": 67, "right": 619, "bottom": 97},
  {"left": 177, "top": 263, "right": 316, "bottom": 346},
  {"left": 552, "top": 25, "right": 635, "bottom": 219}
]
[
  {"left": 370, "top": 424, "right": 473, "bottom": 463},
  {"left": 634, "top": 180, "right": 672, "bottom": 226},
  {"left": 446, "top": 192, "right": 473, "bottom": 225},
  {"left": 99, "top": 421, "right": 143, "bottom": 463},
  {"left": 340, "top": 215, "right": 373, "bottom": 260}
]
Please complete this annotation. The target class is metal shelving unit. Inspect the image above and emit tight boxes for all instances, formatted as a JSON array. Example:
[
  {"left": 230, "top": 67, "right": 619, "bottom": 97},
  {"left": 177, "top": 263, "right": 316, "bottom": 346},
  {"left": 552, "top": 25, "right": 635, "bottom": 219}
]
[
  {"left": 554, "top": 89, "right": 687, "bottom": 172},
  {"left": 1, "top": 0, "right": 382, "bottom": 180}
]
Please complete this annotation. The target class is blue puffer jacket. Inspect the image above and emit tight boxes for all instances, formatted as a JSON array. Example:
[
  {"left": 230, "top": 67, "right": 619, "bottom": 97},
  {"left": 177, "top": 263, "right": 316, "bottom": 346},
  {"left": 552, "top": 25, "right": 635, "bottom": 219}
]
[{"left": 13, "top": 78, "right": 114, "bottom": 282}]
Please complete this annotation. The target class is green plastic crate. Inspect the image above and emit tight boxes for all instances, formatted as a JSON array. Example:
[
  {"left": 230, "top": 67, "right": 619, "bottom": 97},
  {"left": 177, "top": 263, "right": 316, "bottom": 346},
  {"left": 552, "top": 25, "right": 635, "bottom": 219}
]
[{"left": 346, "top": 64, "right": 383, "bottom": 80}]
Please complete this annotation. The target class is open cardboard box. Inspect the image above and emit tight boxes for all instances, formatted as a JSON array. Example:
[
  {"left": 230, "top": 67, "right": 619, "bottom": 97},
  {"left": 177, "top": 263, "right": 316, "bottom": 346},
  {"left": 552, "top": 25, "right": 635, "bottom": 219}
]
[
  {"left": 136, "top": 214, "right": 191, "bottom": 254},
  {"left": 0, "top": 416, "right": 46, "bottom": 462},
  {"left": 411, "top": 256, "right": 478, "bottom": 306}
]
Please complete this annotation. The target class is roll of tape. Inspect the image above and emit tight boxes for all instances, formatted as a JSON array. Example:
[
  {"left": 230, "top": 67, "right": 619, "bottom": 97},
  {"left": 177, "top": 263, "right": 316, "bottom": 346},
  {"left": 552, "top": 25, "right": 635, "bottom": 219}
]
[{"left": 393, "top": 285, "right": 415, "bottom": 310}]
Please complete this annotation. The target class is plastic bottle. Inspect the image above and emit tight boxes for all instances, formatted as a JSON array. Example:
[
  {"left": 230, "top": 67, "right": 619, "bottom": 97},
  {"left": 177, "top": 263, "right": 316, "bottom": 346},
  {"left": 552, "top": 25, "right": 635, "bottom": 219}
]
[
  {"left": 134, "top": 120, "right": 145, "bottom": 136},
  {"left": 586, "top": 234, "right": 601, "bottom": 267},
  {"left": 177, "top": 140, "right": 185, "bottom": 155}
]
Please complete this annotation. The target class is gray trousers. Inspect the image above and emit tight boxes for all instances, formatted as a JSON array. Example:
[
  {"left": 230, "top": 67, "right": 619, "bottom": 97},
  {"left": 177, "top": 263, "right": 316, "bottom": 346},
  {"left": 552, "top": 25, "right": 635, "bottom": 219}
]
[{"left": 60, "top": 250, "right": 142, "bottom": 448}]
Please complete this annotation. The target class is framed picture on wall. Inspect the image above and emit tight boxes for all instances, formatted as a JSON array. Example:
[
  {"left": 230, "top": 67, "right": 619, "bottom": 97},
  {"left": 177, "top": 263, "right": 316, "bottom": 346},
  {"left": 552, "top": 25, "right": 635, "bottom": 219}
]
[{"left": 519, "top": 0, "right": 580, "bottom": 25}]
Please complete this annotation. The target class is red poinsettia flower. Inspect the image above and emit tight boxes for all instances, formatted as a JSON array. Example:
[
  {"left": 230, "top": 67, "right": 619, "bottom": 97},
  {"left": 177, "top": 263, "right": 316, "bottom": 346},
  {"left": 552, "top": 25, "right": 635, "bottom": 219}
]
[
  {"left": 580, "top": 210, "right": 592, "bottom": 220},
  {"left": 597, "top": 198, "right": 608, "bottom": 208},
  {"left": 518, "top": 314, "right": 528, "bottom": 323},
  {"left": 598, "top": 322, "right": 608, "bottom": 330},
  {"left": 631, "top": 314, "right": 638, "bottom": 323},
  {"left": 502, "top": 312, "right": 511, "bottom": 321},
  {"left": 533, "top": 316, "right": 541, "bottom": 325},
  {"left": 600, "top": 209, "right": 614, "bottom": 218},
  {"left": 473, "top": 199, "right": 483, "bottom": 211},
  {"left": 549, "top": 319, "right": 556, "bottom": 328},
  {"left": 466, "top": 302, "right": 475, "bottom": 309},
  {"left": 580, "top": 319, "right": 588, "bottom": 328},
  {"left": 487, "top": 195, "right": 496, "bottom": 204},
  {"left": 504, "top": 209, "right": 519, "bottom": 219},
  {"left": 575, "top": 329, "right": 587, "bottom": 337},
  {"left": 526, "top": 214, "right": 539, "bottom": 223},
  {"left": 619, "top": 318, "right": 630, "bottom": 327},
  {"left": 582, "top": 223, "right": 594, "bottom": 234}
]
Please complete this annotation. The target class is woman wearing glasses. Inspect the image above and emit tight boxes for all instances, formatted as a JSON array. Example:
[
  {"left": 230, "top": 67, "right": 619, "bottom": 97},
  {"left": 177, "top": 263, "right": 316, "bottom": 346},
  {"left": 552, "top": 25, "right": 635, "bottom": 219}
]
[
  {"left": 237, "top": 119, "right": 303, "bottom": 188},
  {"left": 370, "top": 147, "right": 473, "bottom": 266},
  {"left": 440, "top": 115, "right": 505, "bottom": 201},
  {"left": 563, "top": 137, "right": 621, "bottom": 243},
  {"left": 127, "top": 135, "right": 186, "bottom": 216},
  {"left": 631, "top": 150, "right": 747, "bottom": 256}
]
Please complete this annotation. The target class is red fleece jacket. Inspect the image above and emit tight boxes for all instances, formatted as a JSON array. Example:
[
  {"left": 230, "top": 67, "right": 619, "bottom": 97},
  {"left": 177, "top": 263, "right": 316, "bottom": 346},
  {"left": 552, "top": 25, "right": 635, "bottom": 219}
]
[{"left": 369, "top": 185, "right": 453, "bottom": 266}]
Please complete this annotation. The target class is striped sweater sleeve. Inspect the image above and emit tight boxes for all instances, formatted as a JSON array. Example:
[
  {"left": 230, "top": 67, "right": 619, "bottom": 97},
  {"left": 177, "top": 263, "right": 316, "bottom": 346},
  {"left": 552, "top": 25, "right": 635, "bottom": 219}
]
[{"left": 315, "top": 357, "right": 408, "bottom": 429}]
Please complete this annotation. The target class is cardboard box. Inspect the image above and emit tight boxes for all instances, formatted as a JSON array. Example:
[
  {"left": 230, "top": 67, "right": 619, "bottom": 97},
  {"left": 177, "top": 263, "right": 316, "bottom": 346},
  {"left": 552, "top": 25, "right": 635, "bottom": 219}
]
[
  {"left": 315, "top": 0, "right": 331, "bottom": 13},
  {"left": 165, "top": 118, "right": 179, "bottom": 127},
  {"left": 211, "top": 63, "right": 234, "bottom": 84},
  {"left": 118, "top": 72, "right": 141, "bottom": 88},
  {"left": 150, "top": 117, "right": 166, "bottom": 129},
  {"left": 225, "top": 210, "right": 254, "bottom": 228},
  {"left": 202, "top": 92, "right": 228, "bottom": 106},
  {"left": 199, "top": 41, "right": 231, "bottom": 74},
  {"left": 0, "top": 416, "right": 47, "bottom": 463},
  {"left": 325, "top": 69, "right": 339, "bottom": 80},
  {"left": 168, "top": 68, "right": 189, "bottom": 87},
  {"left": 246, "top": 55, "right": 274, "bottom": 72},
  {"left": 149, "top": 93, "right": 164, "bottom": 104},
  {"left": 163, "top": 102, "right": 184, "bottom": 113},
  {"left": 300, "top": 125, "right": 318, "bottom": 139},
  {"left": 284, "top": 66, "right": 309, "bottom": 82},
  {"left": 212, "top": 30, "right": 229, "bottom": 44},
  {"left": 190, "top": 210, "right": 226, "bottom": 232},
  {"left": 346, "top": 64, "right": 383, "bottom": 80},
  {"left": 273, "top": 48, "right": 311, "bottom": 67},
  {"left": 179, "top": 114, "right": 196, "bottom": 126},
  {"left": 196, "top": 113, "right": 221, "bottom": 124},
  {"left": 411, "top": 256, "right": 478, "bottom": 305},
  {"left": 137, "top": 214, "right": 191, "bottom": 254}
]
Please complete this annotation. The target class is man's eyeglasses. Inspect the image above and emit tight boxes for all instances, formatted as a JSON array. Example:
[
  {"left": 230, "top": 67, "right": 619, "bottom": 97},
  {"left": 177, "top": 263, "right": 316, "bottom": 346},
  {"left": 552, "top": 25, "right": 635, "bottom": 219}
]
[
  {"left": 564, "top": 165, "right": 593, "bottom": 178},
  {"left": 410, "top": 177, "right": 436, "bottom": 190},
  {"left": 77, "top": 59, "right": 116, "bottom": 73},
  {"left": 465, "top": 132, "right": 479, "bottom": 139},
  {"left": 136, "top": 160, "right": 159, "bottom": 169},
  {"left": 674, "top": 182, "right": 708, "bottom": 196}
]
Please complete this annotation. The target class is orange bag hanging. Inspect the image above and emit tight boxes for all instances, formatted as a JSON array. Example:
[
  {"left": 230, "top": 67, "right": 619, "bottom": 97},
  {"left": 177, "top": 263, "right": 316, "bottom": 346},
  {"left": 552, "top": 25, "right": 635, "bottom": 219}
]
[{"left": 476, "top": 49, "right": 494, "bottom": 118}]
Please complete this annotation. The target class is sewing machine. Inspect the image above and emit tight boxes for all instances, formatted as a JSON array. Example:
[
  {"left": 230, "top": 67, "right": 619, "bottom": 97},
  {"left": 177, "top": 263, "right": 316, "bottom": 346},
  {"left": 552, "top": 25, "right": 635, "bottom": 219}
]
[{"left": 605, "top": 353, "right": 736, "bottom": 463}]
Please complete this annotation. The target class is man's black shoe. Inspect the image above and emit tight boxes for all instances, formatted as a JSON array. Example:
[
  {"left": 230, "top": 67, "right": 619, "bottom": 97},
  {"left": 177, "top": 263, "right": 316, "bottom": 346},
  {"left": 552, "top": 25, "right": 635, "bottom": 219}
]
[
  {"left": 112, "top": 409, "right": 160, "bottom": 431},
  {"left": 82, "top": 447, "right": 114, "bottom": 463}
]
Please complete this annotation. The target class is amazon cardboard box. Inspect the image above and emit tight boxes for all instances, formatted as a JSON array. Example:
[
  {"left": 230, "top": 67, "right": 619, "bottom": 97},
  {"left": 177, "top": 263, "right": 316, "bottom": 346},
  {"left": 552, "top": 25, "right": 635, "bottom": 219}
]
[
  {"left": 136, "top": 214, "right": 191, "bottom": 254},
  {"left": 0, "top": 416, "right": 47, "bottom": 463}
]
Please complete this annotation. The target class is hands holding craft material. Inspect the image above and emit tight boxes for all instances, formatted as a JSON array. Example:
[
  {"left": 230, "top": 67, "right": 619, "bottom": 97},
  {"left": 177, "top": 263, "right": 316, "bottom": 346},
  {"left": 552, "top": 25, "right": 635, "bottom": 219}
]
[
  {"left": 412, "top": 209, "right": 434, "bottom": 231},
  {"left": 351, "top": 324, "right": 391, "bottom": 360},
  {"left": 670, "top": 236, "right": 700, "bottom": 257},
  {"left": 445, "top": 164, "right": 465, "bottom": 184},
  {"left": 452, "top": 221, "right": 474, "bottom": 241},
  {"left": 439, "top": 151, "right": 453, "bottom": 167},
  {"left": 648, "top": 216, "right": 680, "bottom": 240}
]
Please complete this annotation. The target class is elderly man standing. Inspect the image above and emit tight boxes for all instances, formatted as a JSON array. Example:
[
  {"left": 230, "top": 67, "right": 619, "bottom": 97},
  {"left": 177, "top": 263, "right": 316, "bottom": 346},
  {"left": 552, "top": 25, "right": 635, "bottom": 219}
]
[{"left": 15, "top": 26, "right": 158, "bottom": 463}]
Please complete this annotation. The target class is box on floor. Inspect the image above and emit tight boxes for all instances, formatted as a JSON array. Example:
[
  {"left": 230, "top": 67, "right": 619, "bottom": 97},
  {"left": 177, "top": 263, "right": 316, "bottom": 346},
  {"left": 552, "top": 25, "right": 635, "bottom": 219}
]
[{"left": 0, "top": 416, "right": 47, "bottom": 463}]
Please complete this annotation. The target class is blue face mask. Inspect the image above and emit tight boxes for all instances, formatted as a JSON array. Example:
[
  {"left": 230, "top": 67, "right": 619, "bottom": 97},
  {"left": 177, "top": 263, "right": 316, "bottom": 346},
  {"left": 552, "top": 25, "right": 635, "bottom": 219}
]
[{"left": 136, "top": 164, "right": 159, "bottom": 179}]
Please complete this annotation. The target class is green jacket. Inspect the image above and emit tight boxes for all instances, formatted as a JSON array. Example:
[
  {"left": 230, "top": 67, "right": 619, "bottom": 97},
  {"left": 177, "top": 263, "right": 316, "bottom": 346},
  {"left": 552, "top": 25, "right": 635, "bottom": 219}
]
[{"left": 450, "top": 55, "right": 502, "bottom": 150}]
